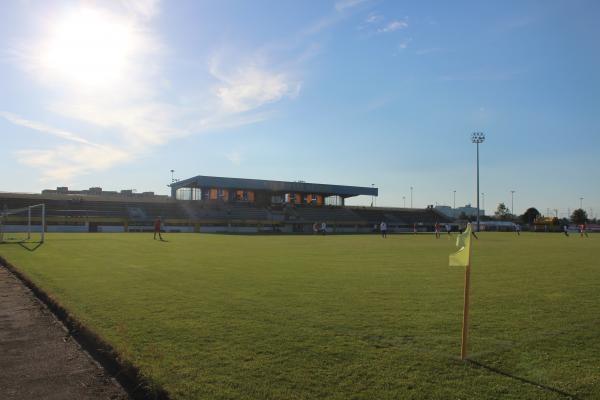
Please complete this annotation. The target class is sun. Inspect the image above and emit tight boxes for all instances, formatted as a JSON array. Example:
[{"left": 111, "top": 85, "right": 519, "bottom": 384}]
[{"left": 41, "top": 7, "right": 138, "bottom": 88}]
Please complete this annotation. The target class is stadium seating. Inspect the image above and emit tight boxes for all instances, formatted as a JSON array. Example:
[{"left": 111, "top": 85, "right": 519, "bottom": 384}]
[
  {"left": 292, "top": 206, "right": 361, "bottom": 223},
  {"left": 0, "top": 193, "right": 451, "bottom": 232},
  {"left": 349, "top": 207, "right": 451, "bottom": 225}
]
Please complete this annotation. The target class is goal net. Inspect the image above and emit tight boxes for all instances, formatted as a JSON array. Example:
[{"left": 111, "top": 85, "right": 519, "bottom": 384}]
[{"left": 0, "top": 204, "right": 45, "bottom": 244}]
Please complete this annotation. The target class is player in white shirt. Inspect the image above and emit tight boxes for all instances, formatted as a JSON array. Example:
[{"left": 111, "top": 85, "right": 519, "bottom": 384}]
[{"left": 380, "top": 221, "right": 387, "bottom": 238}]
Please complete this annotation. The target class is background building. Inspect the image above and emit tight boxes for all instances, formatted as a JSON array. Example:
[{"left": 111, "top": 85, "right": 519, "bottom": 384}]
[
  {"left": 1, "top": 175, "right": 450, "bottom": 234},
  {"left": 434, "top": 204, "right": 485, "bottom": 219}
]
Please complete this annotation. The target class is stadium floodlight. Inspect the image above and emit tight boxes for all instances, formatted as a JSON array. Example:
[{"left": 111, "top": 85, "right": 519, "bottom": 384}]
[
  {"left": 371, "top": 184, "right": 375, "bottom": 207},
  {"left": 410, "top": 186, "right": 413, "bottom": 208},
  {"left": 510, "top": 190, "right": 516, "bottom": 215},
  {"left": 0, "top": 203, "right": 45, "bottom": 244},
  {"left": 471, "top": 132, "right": 485, "bottom": 231},
  {"left": 580, "top": 197, "right": 583, "bottom": 209},
  {"left": 453, "top": 190, "right": 456, "bottom": 209}
]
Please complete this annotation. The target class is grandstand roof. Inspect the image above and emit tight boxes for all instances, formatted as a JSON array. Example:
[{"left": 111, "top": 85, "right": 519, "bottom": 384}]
[{"left": 170, "top": 175, "right": 378, "bottom": 198}]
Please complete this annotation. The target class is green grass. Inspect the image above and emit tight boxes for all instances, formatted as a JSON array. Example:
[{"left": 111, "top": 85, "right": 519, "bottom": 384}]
[{"left": 1, "top": 232, "right": 599, "bottom": 399}]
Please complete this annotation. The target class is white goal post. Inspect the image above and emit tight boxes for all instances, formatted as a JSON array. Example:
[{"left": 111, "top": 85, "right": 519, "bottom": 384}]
[{"left": 0, "top": 203, "right": 45, "bottom": 243}]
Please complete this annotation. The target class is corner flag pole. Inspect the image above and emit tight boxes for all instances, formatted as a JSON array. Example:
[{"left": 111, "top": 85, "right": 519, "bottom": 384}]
[
  {"left": 449, "top": 223, "right": 474, "bottom": 360},
  {"left": 461, "top": 256, "right": 472, "bottom": 360}
]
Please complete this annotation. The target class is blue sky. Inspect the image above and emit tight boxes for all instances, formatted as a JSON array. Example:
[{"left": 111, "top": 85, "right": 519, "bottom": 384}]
[{"left": 1, "top": 0, "right": 599, "bottom": 218}]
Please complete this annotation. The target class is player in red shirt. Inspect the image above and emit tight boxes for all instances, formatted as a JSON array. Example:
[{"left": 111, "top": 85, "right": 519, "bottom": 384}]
[{"left": 154, "top": 216, "right": 163, "bottom": 240}]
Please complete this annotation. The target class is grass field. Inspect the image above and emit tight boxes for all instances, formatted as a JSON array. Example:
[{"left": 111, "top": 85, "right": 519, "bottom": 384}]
[{"left": 1, "top": 232, "right": 599, "bottom": 399}]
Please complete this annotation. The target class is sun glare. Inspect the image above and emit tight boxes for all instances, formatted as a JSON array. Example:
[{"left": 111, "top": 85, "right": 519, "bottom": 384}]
[{"left": 41, "top": 8, "right": 138, "bottom": 88}]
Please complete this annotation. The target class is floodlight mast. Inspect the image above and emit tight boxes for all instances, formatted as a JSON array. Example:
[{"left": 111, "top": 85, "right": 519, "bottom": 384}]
[
  {"left": 371, "top": 184, "right": 375, "bottom": 207},
  {"left": 510, "top": 190, "right": 516, "bottom": 216},
  {"left": 471, "top": 132, "right": 485, "bottom": 232}
]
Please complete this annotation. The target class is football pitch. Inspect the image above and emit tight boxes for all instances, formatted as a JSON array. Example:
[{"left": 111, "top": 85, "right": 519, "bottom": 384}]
[{"left": 1, "top": 232, "right": 599, "bottom": 399}]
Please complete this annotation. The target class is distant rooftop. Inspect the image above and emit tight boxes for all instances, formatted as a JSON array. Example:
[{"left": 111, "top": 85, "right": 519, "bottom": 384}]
[{"left": 41, "top": 187, "right": 168, "bottom": 199}]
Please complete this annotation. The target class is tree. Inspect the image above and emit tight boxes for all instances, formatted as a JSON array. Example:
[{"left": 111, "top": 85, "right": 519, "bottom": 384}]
[
  {"left": 521, "top": 207, "right": 541, "bottom": 224},
  {"left": 571, "top": 208, "right": 588, "bottom": 224},
  {"left": 559, "top": 217, "right": 570, "bottom": 226},
  {"left": 495, "top": 203, "right": 510, "bottom": 220}
]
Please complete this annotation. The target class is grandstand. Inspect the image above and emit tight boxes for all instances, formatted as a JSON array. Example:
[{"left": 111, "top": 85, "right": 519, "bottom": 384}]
[{"left": 0, "top": 175, "right": 451, "bottom": 234}]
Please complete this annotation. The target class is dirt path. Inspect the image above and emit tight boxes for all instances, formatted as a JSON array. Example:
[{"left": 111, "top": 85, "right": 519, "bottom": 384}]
[{"left": 0, "top": 266, "right": 128, "bottom": 400}]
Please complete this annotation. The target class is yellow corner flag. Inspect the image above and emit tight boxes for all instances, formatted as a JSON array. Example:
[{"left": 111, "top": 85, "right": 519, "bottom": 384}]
[
  {"left": 450, "top": 223, "right": 474, "bottom": 360},
  {"left": 449, "top": 223, "right": 472, "bottom": 267}
]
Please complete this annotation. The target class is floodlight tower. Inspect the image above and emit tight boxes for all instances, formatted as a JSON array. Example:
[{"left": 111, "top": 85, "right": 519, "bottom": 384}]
[
  {"left": 453, "top": 190, "right": 456, "bottom": 209},
  {"left": 410, "top": 186, "right": 414, "bottom": 208},
  {"left": 580, "top": 197, "right": 584, "bottom": 209},
  {"left": 471, "top": 132, "right": 485, "bottom": 231},
  {"left": 510, "top": 190, "right": 516, "bottom": 215},
  {"left": 403, "top": 196, "right": 406, "bottom": 208}
]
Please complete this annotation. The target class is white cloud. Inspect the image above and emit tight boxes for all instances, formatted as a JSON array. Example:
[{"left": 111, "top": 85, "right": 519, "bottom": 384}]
[
  {"left": 49, "top": 99, "right": 186, "bottom": 147},
  {"left": 8, "top": 0, "right": 301, "bottom": 182},
  {"left": 1, "top": 112, "right": 132, "bottom": 181},
  {"left": 119, "top": 0, "right": 160, "bottom": 20},
  {"left": 0, "top": 111, "right": 98, "bottom": 147},
  {"left": 210, "top": 59, "right": 301, "bottom": 114},
  {"left": 335, "top": 0, "right": 370, "bottom": 12},
  {"left": 225, "top": 150, "right": 243, "bottom": 166},
  {"left": 398, "top": 37, "right": 412, "bottom": 50},
  {"left": 357, "top": 13, "right": 383, "bottom": 31},
  {"left": 302, "top": 15, "right": 342, "bottom": 36},
  {"left": 17, "top": 144, "right": 130, "bottom": 182},
  {"left": 365, "top": 13, "right": 382, "bottom": 24},
  {"left": 378, "top": 20, "right": 408, "bottom": 33}
]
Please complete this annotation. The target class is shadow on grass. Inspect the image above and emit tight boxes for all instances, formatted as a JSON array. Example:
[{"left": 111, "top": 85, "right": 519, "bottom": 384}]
[
  {"left": 17, "top": 241, "right": 44, "bottom": 252},
  {"left": 0, "top": 241, "right": 44, "bottom": 252},
  {"left": 467, "top": 359, "right": 579, "bottom": 399}
]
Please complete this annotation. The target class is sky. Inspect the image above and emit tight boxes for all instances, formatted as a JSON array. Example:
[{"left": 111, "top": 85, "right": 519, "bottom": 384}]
[{"left": 0, "top": 0, "right": 599, "bottom": 218}]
